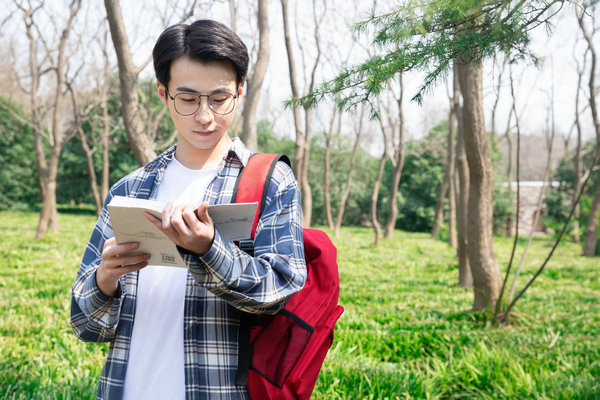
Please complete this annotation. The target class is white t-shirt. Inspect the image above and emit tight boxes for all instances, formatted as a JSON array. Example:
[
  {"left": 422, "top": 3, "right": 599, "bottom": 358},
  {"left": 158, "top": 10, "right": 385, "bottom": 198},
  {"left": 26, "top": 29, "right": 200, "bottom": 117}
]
[{"left": 123, "top": 157, "right": 219, "bottom": 400}]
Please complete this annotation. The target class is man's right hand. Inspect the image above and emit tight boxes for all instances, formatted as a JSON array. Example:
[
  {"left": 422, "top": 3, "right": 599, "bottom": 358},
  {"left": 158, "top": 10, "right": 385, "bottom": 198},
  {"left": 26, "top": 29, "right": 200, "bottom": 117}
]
[{"left": 96, "top": 237, "right": 150, "bottom": 297}]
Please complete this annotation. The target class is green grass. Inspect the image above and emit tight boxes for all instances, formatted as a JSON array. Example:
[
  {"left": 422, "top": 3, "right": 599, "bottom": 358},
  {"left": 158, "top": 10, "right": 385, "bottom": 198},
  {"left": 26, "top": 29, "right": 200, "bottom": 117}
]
[
  {"left": 0, "top": 210, "right": 598, "bottom": 399},
  {"left": 313, "top": 227, "right": 600, "bottom": 400}
]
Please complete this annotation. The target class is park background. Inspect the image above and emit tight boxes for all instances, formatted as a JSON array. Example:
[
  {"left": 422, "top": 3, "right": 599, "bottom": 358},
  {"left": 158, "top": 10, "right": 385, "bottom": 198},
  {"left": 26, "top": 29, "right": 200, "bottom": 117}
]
[{"left": 0, "top": 0, "right": 599, "bottom": 399}]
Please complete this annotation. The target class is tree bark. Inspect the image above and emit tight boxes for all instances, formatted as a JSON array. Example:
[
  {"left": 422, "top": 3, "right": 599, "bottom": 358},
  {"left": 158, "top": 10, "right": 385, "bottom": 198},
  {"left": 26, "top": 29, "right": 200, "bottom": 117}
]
[
  {"left": 432, "top": 99, "right": 457, "bottom": 244},
  {"left": 505, "top": 66, "right": 518, "bottom": 237},
  {"left": 334, "top": 108, "right": 364, "bottom": 237},
  {"left": 281, "top": 0, "right": 304, "bottom": 183},
  {"left": 447, "top": 92, "right": 457, "bottom": 248},
  {"left": 371, "top": 152, "right": 386, "bottom": 247},
  {"left": 104, "top": 0, "right": 156, "bottom": 166},
  {"left": 584, "top": 183, "right": 600, "bottom": 256},
  {"left": 241, "top": 0, "right": 270, "bottom": 151},
  {"left": 101, "top": 42, "right": 111, "bottom": 203},
  {"left": 453, "top": 66, "right": 472, "bottom": 287},
  {"left": 281, "top": 0, "right": 324, "bottom": 227},
  {"left": 21, "top": 5, "right": 46, "bottom": 238},
  {"left": 69, "top": 87, "right": 102, "bottom": 215},
  {"left": 431, "top": 161, "right": 449, "bottom": 238},
  {"left": 456, "top": 60, "right": 501, "bottom": 310},
  {"left": 489, "top": 57, "right": 505, "bottom": 142},
  {"left": 372, "top": 110, "right": 389, "bottom": 247},
  {"left": 577, "top": 7, "right": 600, "bottom": 257},
  {"left": 302, "top": 107, "right": 314, "bottom": 226},
  {"left": 572, "top": 46, "right": 585, "bottom": 244},
  {"left": 18, "top": 1, "right": 82, "bottom": 239},
  {"left": 504, "top": 111, "right": 514, "bottom": 237},
  {"left": 323, "top": 105, "right": 338, "bottom": 230},
  {"left": 384, "top": 75, "right": 405, "bottom": 239}
]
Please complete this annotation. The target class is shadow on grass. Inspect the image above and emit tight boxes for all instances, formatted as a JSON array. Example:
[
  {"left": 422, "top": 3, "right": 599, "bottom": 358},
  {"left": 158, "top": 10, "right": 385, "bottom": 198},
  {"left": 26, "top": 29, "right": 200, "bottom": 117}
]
[{"left": 57, "top": 205, "right": 96, "bottom": 216}]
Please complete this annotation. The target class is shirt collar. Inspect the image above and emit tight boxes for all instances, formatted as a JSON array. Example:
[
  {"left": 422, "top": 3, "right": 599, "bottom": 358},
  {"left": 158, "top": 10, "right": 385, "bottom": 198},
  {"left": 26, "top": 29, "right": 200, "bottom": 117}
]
[
  {"left": 226, "top": 137, "right": 253, "bottom": 167},
  {"left": 143, "top": 138, "right": 254, "bottom": 172}
]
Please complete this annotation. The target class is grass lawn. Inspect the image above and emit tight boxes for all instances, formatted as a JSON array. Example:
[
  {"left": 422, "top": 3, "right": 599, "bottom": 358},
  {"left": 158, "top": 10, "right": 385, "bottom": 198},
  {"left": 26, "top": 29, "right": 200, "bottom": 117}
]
[{"left": 0, "top": 209, "right": 598, "bottom": 399}]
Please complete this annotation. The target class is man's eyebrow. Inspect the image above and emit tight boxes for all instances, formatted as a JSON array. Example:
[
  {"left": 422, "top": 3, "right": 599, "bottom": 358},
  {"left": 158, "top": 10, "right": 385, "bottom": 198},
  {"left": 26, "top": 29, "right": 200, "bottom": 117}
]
[{"left": 175, "top": 86, "right": 234, "bottom": 94}]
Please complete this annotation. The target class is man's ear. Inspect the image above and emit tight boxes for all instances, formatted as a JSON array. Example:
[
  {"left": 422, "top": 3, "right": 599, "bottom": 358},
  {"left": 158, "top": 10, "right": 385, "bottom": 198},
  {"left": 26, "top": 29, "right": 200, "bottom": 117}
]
[
  {"left": 156, "top": 82, "right": 167, "bottom": 106},
  {"left": 237, "top": 83, "right": 244, "bottom": 98}
]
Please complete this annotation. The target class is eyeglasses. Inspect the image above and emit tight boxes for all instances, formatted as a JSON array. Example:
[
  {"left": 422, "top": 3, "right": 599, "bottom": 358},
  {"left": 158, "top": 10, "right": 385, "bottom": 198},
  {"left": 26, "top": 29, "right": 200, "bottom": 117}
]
[{"left": 165, "top": 88, "right": 238, "bottom": 116}]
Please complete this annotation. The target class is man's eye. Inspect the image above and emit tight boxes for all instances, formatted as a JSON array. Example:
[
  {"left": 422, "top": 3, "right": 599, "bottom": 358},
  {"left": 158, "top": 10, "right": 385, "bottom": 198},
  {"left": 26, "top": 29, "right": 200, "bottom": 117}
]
[
  {"left": 210, "top": 94, "right": 230, "bottom": 103},
  {"left": 179, "top": 96, "right": 198, "bottom": 103}
]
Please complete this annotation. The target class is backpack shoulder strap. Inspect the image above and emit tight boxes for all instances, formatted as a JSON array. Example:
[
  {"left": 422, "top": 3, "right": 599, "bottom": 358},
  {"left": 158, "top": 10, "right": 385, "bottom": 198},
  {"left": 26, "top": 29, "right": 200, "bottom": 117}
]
[
  {"left": 233, "top": 153, "right": 291, "bottom": 238},
  {"left": 233, "top": 152, "right": 291, "bottom": 387}
]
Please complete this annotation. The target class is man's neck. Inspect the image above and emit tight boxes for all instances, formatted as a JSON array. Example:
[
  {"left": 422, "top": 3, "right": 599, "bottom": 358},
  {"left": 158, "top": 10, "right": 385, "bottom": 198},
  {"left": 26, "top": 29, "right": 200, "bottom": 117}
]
[{"left": 175, "top": 135, "right": 233, "bottom": 170}]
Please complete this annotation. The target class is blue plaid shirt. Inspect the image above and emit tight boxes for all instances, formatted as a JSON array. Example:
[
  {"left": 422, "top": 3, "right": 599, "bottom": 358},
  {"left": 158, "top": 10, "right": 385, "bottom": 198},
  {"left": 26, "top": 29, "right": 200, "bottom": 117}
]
[{"left": 70, "top": 139, "right": 306, "bottom": 400}]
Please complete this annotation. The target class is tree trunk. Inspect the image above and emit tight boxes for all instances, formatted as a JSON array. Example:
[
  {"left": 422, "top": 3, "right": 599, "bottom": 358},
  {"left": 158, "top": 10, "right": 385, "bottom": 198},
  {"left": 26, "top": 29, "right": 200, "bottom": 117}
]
[
  {"left": 323, "top": 105, "right": 338, "bottom": 230},
  {"left": 584, "top": 183, "right": 600, "bottom": 256},
  {"left": 457, "top": 60, "right": 501, "bottom": 311},
  {"left": 69, "top": 88, "right": 102, "bottom": 215},
  {"left": 371, "top": 152, "right": 386, "bottom": 247},
  {"left": 432, "top": 172, "right": 449, "bottom": 238},
  {"left": 22, "top": 5, "right": 48, "bottom": 238},
  {"left": 432, "top": 101, "right": 457, "bottom": 242},
  {"left": 447, "top": 92, "right": 457, "bottom": 248},
  {"left": 334, "top": 108, "right": 364, "bottom": 237},
  {"left": 384, "top": 145, "right": 404, "bottom": 239},
  {"left": 572, "top": 51, "right": 584, "bottom": 244},
  {"left": 281, "top": 0, "right": 305, "bottom": 183},
  {"left": 503, "top": 72, "right": 515, "bottom": 238},
  {"left": 104, "top": 0, "right": 156, "bottom": 166},
  {"left": 281, "top": 0, "right": 324, "bottom": 227},
  {"left": 453, "top": 66, "right": 472, "bottom": 287},
  {"left": 384, "top": 75, "right": 405, "bottom": 239},
  {"left": 372, "top": 113, "right": 389, "bottom": 247},
  {"left": 504, "top": 125, "right": 513, "bottom": 237},
  {"left": 241, "top": 0, "right": 270, "bottom": 151},
  {"left": 101, "top": 74, "right": 111, "bottom": 203},
  {"left": 19, "top": 2, "right": 82, "bottom": 239},
  {"left": 577, "top": 7, "right": 600, "bottom": 257},
  {"left": 302, "top": 107, "right": 313, "bottom": 226},
  {"left": 432, "top": 116, "right": 450, "bottom": 239}
]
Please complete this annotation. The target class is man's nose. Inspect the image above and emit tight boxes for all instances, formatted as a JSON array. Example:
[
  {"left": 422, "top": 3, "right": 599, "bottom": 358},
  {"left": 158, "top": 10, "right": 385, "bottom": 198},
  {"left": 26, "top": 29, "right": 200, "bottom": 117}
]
[{"left": 194, "top": 97, "right": 213, "bottom": 123}]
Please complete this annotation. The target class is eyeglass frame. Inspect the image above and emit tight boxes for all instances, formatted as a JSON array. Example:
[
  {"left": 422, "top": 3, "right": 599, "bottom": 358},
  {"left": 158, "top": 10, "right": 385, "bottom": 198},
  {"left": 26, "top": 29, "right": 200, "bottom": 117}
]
[{"left": 164, "top": 87, "right": 239, "bottom": 116}]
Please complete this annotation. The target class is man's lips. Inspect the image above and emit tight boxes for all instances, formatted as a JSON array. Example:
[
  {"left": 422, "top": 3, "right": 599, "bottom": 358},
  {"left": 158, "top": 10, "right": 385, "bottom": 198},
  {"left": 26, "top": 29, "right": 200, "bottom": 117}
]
[{"left": 192, "top": 129, "right": 213, "bottom": 135}]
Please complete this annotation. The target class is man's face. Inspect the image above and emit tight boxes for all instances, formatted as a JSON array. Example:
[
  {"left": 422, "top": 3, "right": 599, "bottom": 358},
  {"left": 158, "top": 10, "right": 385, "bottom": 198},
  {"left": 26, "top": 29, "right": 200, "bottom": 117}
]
[{"left": 157, "top": 57, "right": 242, "bottom": 156}]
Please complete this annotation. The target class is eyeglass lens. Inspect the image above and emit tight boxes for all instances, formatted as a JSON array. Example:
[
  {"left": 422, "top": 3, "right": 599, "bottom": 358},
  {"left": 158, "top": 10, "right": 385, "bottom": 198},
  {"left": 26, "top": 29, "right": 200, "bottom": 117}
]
[{"left": 173, "top": 92, "right": 235, "bottom": 115}]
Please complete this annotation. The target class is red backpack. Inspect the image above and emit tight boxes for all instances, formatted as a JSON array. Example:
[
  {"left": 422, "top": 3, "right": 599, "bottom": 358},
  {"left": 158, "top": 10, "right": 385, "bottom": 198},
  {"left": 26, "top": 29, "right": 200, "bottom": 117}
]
[{"left": 233, "top": 153, "right": 344, "bottom": 400}]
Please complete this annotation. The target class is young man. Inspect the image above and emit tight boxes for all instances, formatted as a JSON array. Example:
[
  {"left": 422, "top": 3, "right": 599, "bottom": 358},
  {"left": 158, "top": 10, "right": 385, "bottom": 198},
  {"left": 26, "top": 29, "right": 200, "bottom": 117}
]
[{"left": 70, "top": 20, "right": 306, "bottom": 400}]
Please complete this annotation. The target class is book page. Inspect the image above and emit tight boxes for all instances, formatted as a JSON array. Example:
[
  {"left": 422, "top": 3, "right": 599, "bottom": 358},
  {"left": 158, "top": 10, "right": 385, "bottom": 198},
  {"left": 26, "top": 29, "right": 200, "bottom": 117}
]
[{"left": 107, "top": 196, "right": 257, "bottom": 268}]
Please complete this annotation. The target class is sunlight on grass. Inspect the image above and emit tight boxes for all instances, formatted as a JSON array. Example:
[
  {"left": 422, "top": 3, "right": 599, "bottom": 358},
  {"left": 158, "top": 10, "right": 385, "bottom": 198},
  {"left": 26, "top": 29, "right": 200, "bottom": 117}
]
[{"left": 0, "top": 211, "right": 598, "bottom": 399}]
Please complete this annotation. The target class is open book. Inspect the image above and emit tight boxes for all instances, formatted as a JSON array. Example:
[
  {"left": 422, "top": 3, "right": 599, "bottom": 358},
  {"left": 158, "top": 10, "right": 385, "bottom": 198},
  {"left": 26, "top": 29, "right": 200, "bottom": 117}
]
[{"left": 107, "top": 196, "right": 257, "bottom": 268}]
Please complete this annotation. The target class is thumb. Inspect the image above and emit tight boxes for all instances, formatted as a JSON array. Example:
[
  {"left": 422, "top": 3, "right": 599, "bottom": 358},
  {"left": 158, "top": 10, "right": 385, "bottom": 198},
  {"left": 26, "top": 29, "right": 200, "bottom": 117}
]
[{"left": 195, "top": 201, "right": 212, "bottom": 223}]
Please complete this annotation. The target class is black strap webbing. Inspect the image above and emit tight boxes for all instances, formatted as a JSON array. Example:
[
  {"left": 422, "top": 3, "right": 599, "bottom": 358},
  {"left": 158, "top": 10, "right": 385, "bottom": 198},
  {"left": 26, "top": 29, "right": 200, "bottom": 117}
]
[{"left": 235, "top": 313, "right": 252, "bottom": 385}]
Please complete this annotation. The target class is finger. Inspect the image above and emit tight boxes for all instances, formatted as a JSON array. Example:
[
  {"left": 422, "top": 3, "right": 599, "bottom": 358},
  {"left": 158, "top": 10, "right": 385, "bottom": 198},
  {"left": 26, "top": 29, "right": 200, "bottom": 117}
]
[
  {"left": 170, "top": 204, "right": 192, "bottom": 234},
  {"left": 117, "top": 252, "right": 151, "bottom": 267},
  {"left": 196, "top": 202, "right": 212, "bottom": 224},
  {"left": 181, "top": 204, "right": 199, "bottom": 229},
  {"left": 162, "top": 202, "right": 175, "bottom": 230},
  {"left": 101, "top": 243, "right": 142, "bottom": 274},
  {"left": 105, "top": 241, "right": 139, "bottom": 258},
  {"left": 121, "top": 261, "right": 149, "bottom": 274},
  {"left": 103, "top": 237, "right": 117, "bottom": 251},
  {"left": 144, "top": 211, "right": 162, "bottom": 226}
]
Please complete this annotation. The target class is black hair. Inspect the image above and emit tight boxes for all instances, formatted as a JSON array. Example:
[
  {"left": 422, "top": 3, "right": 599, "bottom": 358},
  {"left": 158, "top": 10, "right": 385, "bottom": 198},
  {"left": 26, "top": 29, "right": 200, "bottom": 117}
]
[{"left": 152, "top": 19, "right": 249, "bottom": 88}]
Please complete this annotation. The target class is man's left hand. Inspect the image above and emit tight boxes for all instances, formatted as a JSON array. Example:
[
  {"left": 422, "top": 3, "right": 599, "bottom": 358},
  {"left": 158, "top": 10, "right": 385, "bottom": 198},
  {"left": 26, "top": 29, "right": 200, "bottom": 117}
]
[{"left": 145, "top": 201, "right": 215, "bottom": 255}]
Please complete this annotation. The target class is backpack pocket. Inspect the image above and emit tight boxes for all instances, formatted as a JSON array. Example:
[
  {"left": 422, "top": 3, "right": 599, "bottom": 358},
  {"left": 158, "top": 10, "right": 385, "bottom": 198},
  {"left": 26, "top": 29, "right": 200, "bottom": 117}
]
[{"left": 249, "top": 309, "right": 313, "bottom": 388}]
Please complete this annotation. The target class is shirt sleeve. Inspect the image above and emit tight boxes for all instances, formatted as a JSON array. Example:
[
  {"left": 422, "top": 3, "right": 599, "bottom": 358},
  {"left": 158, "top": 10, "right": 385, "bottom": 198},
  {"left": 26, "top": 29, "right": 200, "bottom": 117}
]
[
  {"left": 70, "top": 191, "right": 123, "bottom": 342},
  {"left": 180, "top": 161, "right": 307, "bottom": 314}
]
